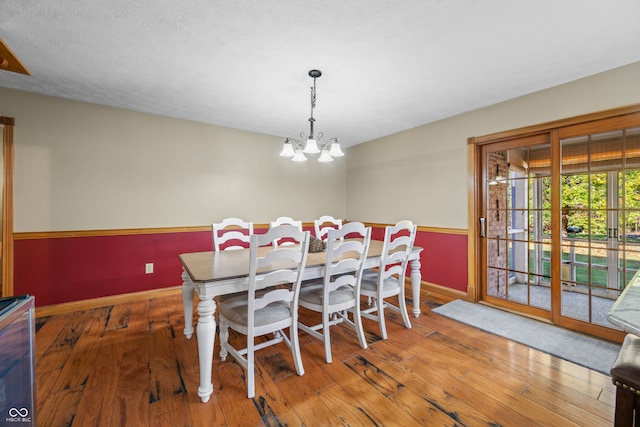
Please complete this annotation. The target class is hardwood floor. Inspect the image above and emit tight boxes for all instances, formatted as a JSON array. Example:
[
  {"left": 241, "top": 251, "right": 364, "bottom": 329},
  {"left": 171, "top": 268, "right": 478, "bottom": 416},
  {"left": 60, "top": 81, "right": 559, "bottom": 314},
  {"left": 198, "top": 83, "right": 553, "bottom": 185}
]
[{"left": 34, "top": 291, "right": 616, "bottom": 426}]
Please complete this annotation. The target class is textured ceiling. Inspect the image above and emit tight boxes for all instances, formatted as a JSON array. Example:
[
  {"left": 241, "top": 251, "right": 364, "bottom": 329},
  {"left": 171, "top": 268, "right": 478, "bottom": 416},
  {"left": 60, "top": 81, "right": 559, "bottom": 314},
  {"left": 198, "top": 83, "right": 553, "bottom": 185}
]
[{"left": 1, "top": 1, "right": 640, "bottom": 147}]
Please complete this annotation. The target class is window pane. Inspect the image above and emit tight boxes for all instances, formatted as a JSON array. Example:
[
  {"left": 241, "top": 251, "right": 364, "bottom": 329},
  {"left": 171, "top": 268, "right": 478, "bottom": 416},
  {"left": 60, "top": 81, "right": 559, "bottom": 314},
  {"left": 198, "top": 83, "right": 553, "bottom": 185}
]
[
  {"left": 625, "top": 127, "right": 640, "bottom": 170},
  {"left": 591, "top": 130, "right": 623, "bottom": 172},
  {"left": 487, "top": 267, "right": 508, "bottom": 298},
  {"left": 528, "top": 144, "right": 551, "bottom": 177}
]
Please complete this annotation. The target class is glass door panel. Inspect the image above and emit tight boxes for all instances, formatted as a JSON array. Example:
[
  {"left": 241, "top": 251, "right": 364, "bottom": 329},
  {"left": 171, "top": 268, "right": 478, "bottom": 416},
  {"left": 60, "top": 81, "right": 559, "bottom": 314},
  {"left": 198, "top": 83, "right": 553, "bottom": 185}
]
[
  {"left": 483, "top": 140, "right": 552, "bottom": 315},
  {"left": 559, "top": 128, "right": 640, "bottom": 330}
]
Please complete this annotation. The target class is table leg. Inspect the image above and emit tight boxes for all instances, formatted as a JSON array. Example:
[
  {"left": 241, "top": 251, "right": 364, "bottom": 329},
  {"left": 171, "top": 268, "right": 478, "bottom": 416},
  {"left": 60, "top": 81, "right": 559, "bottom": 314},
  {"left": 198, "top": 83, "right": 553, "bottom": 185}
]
[
  {"left": 410, "top": 258, "right": 422, "bottom": 318},
  {"left": 182, "top": 269, "right": 195, "bottom": 339},
  {"left": 196, "top": 296, "right": 216, "bottom": 403}
]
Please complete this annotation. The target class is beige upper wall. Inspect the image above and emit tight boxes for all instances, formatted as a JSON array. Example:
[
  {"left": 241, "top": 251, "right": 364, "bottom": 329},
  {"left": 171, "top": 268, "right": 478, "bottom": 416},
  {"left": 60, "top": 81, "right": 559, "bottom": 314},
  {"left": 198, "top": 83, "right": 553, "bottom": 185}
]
[
  {"left": 346, "top": 61, "right": 640, "bottom": 229},
  {"left": 3, "top": 60, "right": 640, "bottom": 233},
  {"left": 0, "top": 88, "right": 346, "bottom": 232}
]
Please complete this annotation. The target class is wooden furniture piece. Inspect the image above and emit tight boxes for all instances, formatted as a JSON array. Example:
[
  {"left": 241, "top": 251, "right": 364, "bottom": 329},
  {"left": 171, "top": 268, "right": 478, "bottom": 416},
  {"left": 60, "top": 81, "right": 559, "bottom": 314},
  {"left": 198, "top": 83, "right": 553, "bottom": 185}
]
[
  {"left": 211, "top": 217, "right": 253, "bottom": 251},
  {"left": 609, "top": 276, "right": 640, "bottom": 425},
  {"left": 298, "top": 222, "right": 371, "bottom": 363},
  {"left": 217, "top": 225, "right": 309, "bottom": 398},
  {"left": 270, "top": 216, "right": 303, "bottom": 247},
  {"left": 313, "top": 215, "right": 343, "bottom": 241},
  {"left": 180, "top": 239, "right": 423, "bottom": 402},
  {"left": 360, "top": 220, "right": 417, "bottom": 340},
  {"left": 611, "top": 334, "right": 640, "bottom": 426}
]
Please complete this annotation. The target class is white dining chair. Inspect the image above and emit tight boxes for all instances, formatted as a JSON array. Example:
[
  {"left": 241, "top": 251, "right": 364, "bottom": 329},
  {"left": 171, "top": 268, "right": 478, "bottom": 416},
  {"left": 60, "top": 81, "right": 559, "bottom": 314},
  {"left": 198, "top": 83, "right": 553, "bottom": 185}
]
[
  {"left": 212, "top": 217, "right": 253, "bottom": 251},
  {"left": 270, "top": 216, "right": 303, "bottom": 247},
  {"left": 313, "top": 215, "right": 343, "bottom": 241},
  {"left": 360, "top": 220, "right": 417, "bottom": 340},
  {"left": 298, "top": 222, "right": 371, "bottom": 363},
  {"left": 217, "top": 225, "right": 310, "bottom": 398}
]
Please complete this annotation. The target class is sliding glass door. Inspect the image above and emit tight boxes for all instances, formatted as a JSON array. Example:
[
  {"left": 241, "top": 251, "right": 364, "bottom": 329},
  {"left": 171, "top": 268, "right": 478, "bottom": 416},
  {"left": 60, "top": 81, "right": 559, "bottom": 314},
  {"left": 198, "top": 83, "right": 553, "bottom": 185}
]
[{"left": 474, "top": 108, "right": 640, "bottom": 341}]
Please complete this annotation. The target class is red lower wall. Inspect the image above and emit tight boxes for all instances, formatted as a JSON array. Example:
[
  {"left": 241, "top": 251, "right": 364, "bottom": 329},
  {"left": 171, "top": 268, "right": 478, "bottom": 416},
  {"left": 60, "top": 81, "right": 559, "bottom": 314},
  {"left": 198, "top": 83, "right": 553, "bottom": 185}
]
[
  {"left": 14, "top": 226, "right": 468, "bottom": 307},
  {"left": 370, "top": 226, "right": 468, "bottom": 293},
  {"left": 14, "top": 231, "right": 211, "bottom": 306},
  {"left": 415, "top": 231, "right": 468, "bottom": 293}
]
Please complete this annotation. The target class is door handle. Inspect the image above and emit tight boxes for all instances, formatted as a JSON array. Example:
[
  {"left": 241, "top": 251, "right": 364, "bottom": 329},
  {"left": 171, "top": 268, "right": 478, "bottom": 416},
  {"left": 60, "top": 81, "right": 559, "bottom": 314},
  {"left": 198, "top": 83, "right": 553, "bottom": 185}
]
[{"left": 480, "top": 217, "right": 486, "bottom": 237}]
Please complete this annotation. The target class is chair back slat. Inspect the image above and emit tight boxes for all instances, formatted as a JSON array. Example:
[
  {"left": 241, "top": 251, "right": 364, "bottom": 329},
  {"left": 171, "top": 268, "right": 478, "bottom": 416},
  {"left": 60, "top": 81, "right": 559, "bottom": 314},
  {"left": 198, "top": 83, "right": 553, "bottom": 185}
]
[
  {"left": 314, "top": 215, "right": 343, "bottom": 241},
  {"left": 270, "top": 217, "right": 303, "bottom": 247},
  {"left": 212, "top": 217, "right": 253, "bottom": 251},
  {"left": 252, "top": 288, "right": 293, "bottom": 310},
  {"left": 249, "top": 225, "right": 309, "bottom": 305},
  {"left": 323, "top": 222, "right": 371, "bottom": 292},
  {"left": 378, "top": 221, "right": 417, "bottom": 282}
]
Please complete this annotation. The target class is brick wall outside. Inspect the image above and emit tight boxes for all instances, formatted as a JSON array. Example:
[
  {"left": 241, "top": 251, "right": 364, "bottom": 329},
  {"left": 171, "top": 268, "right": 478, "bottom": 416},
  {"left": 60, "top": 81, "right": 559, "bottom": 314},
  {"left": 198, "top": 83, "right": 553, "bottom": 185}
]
[{"left": 487, "top": 151, "right": 508, "bottom": 297}]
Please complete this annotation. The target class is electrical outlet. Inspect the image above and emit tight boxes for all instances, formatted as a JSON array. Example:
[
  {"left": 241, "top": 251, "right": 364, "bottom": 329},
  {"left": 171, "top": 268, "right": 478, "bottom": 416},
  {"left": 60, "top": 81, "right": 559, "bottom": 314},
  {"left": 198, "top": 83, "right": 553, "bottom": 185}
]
[{"left": 145, "top": 263, "right": 154, "bottom": 274}]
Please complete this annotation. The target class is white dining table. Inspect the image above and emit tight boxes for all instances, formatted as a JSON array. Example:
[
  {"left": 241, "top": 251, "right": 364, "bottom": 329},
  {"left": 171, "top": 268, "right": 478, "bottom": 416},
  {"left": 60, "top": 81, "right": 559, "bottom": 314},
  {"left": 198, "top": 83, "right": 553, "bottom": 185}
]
[{"left": 180, "top": 239, "right": 423, "bottom": 403}]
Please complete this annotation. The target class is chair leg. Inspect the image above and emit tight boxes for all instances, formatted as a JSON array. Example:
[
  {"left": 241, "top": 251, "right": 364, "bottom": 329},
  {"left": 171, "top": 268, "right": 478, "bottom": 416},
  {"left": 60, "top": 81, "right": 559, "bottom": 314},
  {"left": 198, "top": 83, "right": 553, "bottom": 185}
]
[
  {"left": 323, "top": 311, "right": 332, "bottom": 363},
  {"left": 290, "top": 321, "right": 305, "bottom": 376},
  {"left": 247, "top": 337, "right": 255, "bottom": 398},
  {"left": 398, "top": 290, "right": 412, "bottom": 330},
  {"left": 219, "top": 321, "right": 229, "bottom": 361},
  {"left": 353, "top": 305, "right": 368, "bottom": 349},
  {"left": 377, "top": 300, "right": 388, "bottom": 340},
  {"left": 614, "top": 385, "right": 636, "bottom": 427}
]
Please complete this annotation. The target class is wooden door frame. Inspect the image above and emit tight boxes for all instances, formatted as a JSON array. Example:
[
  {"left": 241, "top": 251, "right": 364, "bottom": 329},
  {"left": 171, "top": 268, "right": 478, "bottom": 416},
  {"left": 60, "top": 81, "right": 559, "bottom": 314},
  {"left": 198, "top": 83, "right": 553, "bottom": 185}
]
[{"left": 1, "top": 116, "right": 14, "bottom": 297}]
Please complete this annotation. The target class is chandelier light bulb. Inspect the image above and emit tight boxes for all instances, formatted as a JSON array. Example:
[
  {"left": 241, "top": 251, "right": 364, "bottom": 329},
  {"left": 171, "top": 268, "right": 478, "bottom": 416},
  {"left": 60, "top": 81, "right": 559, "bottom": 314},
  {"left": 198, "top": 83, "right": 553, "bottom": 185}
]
[
  {"left": 303, "top": 138, "right": 320, "bottom": 154},
  {"left": 328, "top": 141, "right": 344, "bottom": 157},
  {"left": 318, "top": 149, "right": 334, "bottom": 162},
  {"left": 292, "top": 149, "right": 307, "bottom": 162},
  {"left": 280, "top": 140, "right": 295, "bottom": 157}
]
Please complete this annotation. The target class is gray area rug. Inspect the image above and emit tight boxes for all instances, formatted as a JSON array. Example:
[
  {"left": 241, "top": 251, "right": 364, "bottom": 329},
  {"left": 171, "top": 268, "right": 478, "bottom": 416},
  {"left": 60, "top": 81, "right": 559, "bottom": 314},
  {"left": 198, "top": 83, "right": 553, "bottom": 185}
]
[{"left": 431, "top": 299, "right": 621, "bottom": 375}]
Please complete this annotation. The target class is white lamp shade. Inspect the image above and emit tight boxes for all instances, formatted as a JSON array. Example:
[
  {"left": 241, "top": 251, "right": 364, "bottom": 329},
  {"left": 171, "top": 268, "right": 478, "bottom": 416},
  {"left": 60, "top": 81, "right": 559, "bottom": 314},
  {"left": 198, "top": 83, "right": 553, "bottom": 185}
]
[
  {"left": 303, "top": 138, "right": 320, "bottom": 154},
  {"left": 328, "top": 142, "right": 344, "bottom": 157},
  {"left": 318, "top": 149, "right": 333, "bottom": 162},
  {"left": 292, "top": 149, "right": 308, "bottom": 162},
  {"left": 280, "top": 141, "right": 295, "bottom": 157}
]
